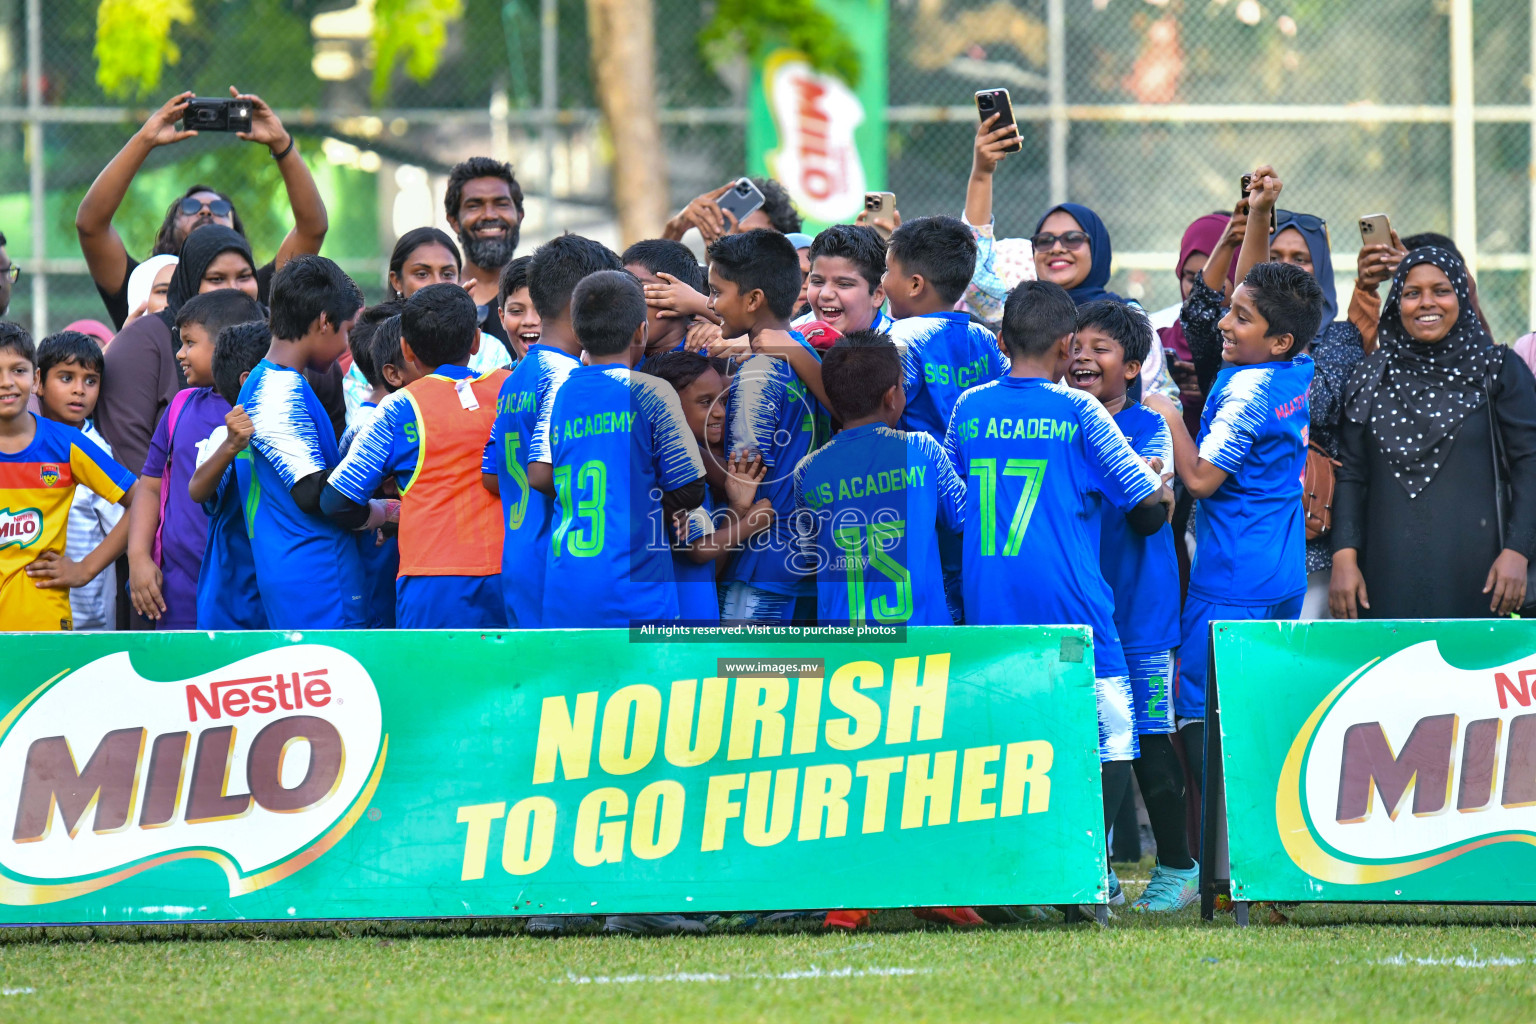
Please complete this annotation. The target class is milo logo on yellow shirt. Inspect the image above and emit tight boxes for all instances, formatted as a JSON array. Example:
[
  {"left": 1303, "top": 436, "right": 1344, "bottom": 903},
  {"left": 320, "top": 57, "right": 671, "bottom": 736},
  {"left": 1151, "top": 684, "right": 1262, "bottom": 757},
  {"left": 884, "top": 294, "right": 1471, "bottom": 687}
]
[{"left": 0, "top": 508, "right": 42, "bottom": 549}]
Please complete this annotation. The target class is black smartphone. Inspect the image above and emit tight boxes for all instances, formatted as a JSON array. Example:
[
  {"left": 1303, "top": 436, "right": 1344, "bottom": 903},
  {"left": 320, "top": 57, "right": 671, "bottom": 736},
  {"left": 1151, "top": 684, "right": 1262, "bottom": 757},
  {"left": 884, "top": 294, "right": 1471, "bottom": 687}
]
[
  {"left": 717, "top": 177, "right": 766, "bottom": 228},
  {"left": 975, "top": 89, "right": 1023, "bottom": 153},
  {"left": 1241, "top": 173, "right": 1278, "bottom": 235},
  {"left": 180, "top": 97, "right": 253, "bottom": 133}
]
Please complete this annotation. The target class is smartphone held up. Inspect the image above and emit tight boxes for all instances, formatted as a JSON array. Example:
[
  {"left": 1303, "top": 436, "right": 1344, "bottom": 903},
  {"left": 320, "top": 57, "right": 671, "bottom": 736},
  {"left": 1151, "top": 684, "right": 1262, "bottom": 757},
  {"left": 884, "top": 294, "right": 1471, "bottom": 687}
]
[
  {"left": 1240, "top": 173, "right": 1278, "bottom": 235},
  {"left": 975, "top": 89, "right": 1023, "bottom": 153}
]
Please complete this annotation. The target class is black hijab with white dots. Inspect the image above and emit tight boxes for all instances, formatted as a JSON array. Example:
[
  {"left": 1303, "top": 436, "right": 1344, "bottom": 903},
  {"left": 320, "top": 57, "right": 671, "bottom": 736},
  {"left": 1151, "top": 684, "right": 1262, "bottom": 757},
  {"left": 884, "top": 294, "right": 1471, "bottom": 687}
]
[{"left": 1343, "top": 246, "right": 1496, "bottom": 498}]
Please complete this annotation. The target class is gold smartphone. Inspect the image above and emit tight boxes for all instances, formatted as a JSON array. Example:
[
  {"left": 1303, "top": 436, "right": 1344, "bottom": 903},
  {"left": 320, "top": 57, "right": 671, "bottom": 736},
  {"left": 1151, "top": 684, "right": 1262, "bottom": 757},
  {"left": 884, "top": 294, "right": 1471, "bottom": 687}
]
[
  {"left": 864, "top": 192, "right": 897, "bottom": 239},
  {"left": 1359, "top": 213, "right": 1392, "bottom": 246}
]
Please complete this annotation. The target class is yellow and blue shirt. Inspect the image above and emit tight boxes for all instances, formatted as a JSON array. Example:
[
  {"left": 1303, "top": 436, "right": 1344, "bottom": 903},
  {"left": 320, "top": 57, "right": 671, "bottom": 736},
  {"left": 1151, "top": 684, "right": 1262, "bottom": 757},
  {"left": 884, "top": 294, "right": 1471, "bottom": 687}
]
[{"left": 0, "top": 414, "right": 134, "bottom": 631}]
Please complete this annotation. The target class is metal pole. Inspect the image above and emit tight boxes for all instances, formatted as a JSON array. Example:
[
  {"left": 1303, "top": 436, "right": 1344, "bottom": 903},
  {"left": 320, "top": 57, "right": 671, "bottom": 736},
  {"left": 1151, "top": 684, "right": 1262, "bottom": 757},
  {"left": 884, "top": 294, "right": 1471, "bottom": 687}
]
[
  {"left": 540, "top": 0, "right": 557, "bottom": 232},
  {"left": 25, "top": 0, "right": 45, "bottom": 336},
  {"left": 1450, "top": 0, "right": 1478, "bottom": 275},
  {"left": 1528, "top": 0, "right": 1536, "bottom": 330},
  {"left": 1047, "top": 0, "right": 1068, "bottom": 205}
]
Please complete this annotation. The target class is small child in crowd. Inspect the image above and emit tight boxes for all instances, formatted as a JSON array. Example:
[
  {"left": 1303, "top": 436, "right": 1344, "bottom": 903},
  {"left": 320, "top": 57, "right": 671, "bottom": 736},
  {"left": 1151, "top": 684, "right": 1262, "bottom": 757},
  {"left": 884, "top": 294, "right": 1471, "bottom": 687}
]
[
  {"left": 486, "top": 234, "right": 622, "bottom": 627},
  {"left": 0, "top": 324, "right": 136, "bottom": 631},
  {"left": 324, "top": 284, "right": 509, "bottom": 628},
  {"left": 186, "top": 320, "right": 270, "bottom": 630},
  {"left": 237, "top": 256, "right": 371, "bottom": 630},
  {"left": 127, "top": 289, "right": 263, "bottom": 627},
  {"left": 32, "top": 331, "right": 123, "bottom": 630},
  {"left": 945, "top": 280, "right": 1170, "bottom": 906},
  {"left": 1151, "top": 260, "right": 1321, "bottom": 788},
  {"left": 708, "top": 229, "right": 829, "bottom": 623},
  {"left": 794, "top": 331, "right": 965, "bottom": 626},
  {"left": 1067, "top": 299, "right": 1197, "bottom": 912},
  {"left": 498, "top": 255, "right": 541, "bottom": 361}
]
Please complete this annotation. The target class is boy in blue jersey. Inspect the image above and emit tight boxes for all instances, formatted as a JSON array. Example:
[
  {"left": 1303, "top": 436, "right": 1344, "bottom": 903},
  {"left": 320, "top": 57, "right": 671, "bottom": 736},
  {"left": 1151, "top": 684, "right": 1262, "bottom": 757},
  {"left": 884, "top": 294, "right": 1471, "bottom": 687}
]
[
  {"left": 886, "top": 216, "right": 1009, "bottom": 439},
  {"left": 885, "top": 215, "right": 1008, "bottom": 622},
  {"left": 1068, "top": 299, "right": 1197, "bottom": 912},
  {"left": 647, "top": 351, "right": 774, "bottom": 622},
  {"left": 322, "top": 285, "right": 509, "bottom": 628},
  {"left": 187, "top": 320, "right": 270, "bottom": 629},
  {"left": 535, "top": 270, "right": 711, "bottom": 627},
  {"left": 708, "top": 229, "right": 829, "bottom": 623},
  {"left": 792, "top": 224, "right": 894, "bottom": 337},
  {"left": 945, "top": 280, "right": 1171, "bottom": 905},
  {"left": 794, "top": 331, "right": 965, "bottom": 626},
  {"left": 1154, "top": 260, "right": 1320, "bottom": 790},
  {"left": 237, "top": 255, "right": 371, "bottom": 630},
  {"left": 483, "top": 234, "right": 622, "bottom": 627}
]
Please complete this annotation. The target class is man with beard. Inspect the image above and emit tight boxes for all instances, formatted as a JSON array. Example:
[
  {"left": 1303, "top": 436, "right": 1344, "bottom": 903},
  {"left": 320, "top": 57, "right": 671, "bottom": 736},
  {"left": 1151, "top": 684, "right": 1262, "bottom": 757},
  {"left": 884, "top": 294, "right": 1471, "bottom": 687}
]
[{"left": 444, "top": 157, "right": 525, "bottom": 355}]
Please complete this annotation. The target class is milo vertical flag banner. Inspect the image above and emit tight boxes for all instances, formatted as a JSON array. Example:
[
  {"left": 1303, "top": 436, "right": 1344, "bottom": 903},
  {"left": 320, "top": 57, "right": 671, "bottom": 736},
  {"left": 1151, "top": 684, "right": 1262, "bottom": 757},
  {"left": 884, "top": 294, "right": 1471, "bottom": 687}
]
[
  {"left": 747, "top": 0, "right": 889, "bottom": 231},
  {"left": 0, "top": 627, "right": 1105, "bottom": 924},
  {"left": 1215, "top": 620, "right": 1536, "bottom": 903}
]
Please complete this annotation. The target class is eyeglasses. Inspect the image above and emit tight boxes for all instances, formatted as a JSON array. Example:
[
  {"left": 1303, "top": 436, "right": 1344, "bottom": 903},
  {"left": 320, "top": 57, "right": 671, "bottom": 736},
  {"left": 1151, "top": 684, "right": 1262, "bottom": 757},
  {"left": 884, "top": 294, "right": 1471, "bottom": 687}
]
[
  {"left": 0, "top": 264, "right": 17, "bottom": 284},
  {"left": 178, "top": 196, "right": 234, "bottom": 218},
  {"left": 1031, "top": 231, "right": 1090, "bottom": 252},
  {"left": 1277, "top": 212, "right": 1326, "bottom": 233}
]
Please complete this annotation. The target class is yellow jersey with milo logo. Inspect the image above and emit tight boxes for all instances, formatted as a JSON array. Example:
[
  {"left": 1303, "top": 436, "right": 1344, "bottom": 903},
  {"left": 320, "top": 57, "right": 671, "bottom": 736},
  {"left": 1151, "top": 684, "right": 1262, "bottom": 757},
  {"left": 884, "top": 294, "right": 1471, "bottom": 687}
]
[{"left": 0, "top": 414, "right": 134, "bottom": 631}]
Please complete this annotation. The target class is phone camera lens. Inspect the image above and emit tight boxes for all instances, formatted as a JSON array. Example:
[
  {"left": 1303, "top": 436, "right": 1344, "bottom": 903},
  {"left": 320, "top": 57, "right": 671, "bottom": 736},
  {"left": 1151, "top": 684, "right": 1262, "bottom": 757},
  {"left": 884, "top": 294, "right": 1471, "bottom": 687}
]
[{"left": 980, "top": 96, "right": 994, "bottom": 108}]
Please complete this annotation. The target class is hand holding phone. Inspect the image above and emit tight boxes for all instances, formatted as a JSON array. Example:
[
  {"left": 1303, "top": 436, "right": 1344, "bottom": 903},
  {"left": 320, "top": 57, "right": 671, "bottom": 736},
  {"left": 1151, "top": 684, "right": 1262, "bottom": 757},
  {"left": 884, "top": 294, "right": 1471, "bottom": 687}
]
[
  {"left": 716, "top": 178, "right": 766, "bottom": 232},
  {"left": 1356, "top": 213, "right": 1404, "bottom": 290},
  {"left": 1241, "top": 171, "right": 1279, "bottom": 235},
  {"left": 860, "top": 193, "right": 899, "bottom": 240},
  {"left": 975, "top": 90, "right": 1023, "bottom": 153}
]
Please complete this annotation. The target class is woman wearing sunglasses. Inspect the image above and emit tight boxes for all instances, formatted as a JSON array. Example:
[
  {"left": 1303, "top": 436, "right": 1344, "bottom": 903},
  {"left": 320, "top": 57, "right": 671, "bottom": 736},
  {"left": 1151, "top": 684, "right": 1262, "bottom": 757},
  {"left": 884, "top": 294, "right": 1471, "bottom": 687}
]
[
  {"left": 75, "top": 88, "right": 328, "bottom": 331},
  {"left": 1178, "top": 167, "right": 1367, "bottom": 621}
]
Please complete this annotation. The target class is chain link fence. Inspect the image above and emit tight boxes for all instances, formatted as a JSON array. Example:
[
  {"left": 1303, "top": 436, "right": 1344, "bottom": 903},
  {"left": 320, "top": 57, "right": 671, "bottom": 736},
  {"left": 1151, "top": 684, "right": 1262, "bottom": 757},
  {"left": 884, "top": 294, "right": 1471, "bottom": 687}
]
[{"left": 1, "top": 0, "right": 1533, "bottom": 342}]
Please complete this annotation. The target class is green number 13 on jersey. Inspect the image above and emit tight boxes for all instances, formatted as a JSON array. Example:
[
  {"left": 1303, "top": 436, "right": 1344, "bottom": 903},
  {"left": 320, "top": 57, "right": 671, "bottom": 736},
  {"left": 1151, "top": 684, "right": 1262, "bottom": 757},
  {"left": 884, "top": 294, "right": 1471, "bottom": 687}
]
[{"left": 971, "top": 458, "right": 1047, "bottom": 557}]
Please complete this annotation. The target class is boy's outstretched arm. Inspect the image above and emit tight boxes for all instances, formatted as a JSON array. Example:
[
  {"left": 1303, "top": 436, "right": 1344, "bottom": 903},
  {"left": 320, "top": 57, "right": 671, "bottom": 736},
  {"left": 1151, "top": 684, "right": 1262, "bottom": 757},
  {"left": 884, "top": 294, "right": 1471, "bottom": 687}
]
[
  {"left": 755, "top": 330, "right": 832, "bottom": 413},
  {"left": 1143, "top": 391, "right": 1228, "bottom": 499},
  {"left": 189, "top": 405, "right": 253, "bottom": 504}
]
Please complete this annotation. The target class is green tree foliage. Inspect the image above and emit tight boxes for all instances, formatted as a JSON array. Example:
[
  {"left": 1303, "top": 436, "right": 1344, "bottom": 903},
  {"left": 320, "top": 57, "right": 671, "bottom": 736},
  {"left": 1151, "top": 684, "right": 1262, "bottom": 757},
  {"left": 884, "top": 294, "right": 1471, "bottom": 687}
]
[
  {"left": 371, "top": 0, "right": 467, "bottom": 103},
  {"left": 699, "top": 0, "right": 861, "bottom": 86},
  {"left": 94, "top": 0, "right": 196, "bottom": 98}
]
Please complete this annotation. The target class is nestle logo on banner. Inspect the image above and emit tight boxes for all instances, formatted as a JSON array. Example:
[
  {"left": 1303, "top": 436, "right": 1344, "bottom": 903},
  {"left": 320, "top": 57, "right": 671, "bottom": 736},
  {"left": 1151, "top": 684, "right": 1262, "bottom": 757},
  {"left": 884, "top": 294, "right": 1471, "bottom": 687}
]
[
  {"left": 0, "top": 646, "right": 385, "bottom": 905},
  {"left": 765, "top": 52, "right": 866, "bottom": 224},
  {"left": 1281, "top": 640, "right": 1536, "bottom": 884}
]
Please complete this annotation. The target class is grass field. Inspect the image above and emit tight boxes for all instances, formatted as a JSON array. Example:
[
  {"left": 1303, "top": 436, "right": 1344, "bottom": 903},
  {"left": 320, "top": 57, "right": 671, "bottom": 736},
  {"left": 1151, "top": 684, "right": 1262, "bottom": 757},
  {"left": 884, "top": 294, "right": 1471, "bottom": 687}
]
[{"left": 5, "top": 870, "right": 1536, "bottom": 1023}]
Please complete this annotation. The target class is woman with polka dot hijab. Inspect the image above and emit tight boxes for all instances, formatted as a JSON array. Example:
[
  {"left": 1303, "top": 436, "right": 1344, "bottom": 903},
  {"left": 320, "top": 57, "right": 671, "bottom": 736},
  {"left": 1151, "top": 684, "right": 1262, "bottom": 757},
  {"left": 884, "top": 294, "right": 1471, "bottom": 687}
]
[{"left": 1330, "top": 247, "right": 1536, "bottom": 618}]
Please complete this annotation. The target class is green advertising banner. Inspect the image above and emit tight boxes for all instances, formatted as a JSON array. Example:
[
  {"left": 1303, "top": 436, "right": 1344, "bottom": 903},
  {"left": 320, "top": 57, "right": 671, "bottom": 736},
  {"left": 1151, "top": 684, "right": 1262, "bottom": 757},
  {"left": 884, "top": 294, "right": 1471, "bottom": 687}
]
[
  {"left": 746, "top": 0, "right": 889, "bottom": 232},
  {"left": 1215, "top": 620, "right": 1536, "bottom": 903},
  {"left": 0, "top": 626, "right": 1106, "bottom": 924}
]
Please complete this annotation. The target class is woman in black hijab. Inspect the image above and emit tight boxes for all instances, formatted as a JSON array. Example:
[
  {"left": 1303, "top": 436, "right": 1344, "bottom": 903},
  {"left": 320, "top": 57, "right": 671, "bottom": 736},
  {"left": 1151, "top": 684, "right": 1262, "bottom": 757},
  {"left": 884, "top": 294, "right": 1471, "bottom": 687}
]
[
  {"left": 97, "top": 226, "right": 258, "bottom": 475},
  {"left": 1330, "top": 247, "right": 1536, "bottom": 618}
]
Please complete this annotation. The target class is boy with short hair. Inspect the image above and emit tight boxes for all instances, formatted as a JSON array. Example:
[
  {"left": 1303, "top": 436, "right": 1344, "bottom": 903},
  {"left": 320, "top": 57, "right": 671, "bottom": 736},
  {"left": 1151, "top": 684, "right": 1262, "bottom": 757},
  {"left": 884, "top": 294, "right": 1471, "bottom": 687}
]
[
  {"left": 1067, "top": 298, "right": 1197, "bottom": 911},
  {"left": 793, "top": 224, "right": 894, "bottom": 337},
  {"left": 499, "top": 255, "right": 540, "bottom": 360},
  {"left": 31, "top": 331, "right": 124, "bottom": 630},
  {"left": 945, "top": 280, "right": 1171, "bottom": 904},
  {"left": 623, "top": 238, "right": 708, "bottom": 363},
  {"left": 646, "top": 351, "right": 773, "bottom": 622},
  {"left": 126, "top": 289, "right": 263, "bottom": 627},
  {"left": 886, "top": 216, "right": 1008, "bottom": 440},
  {"left": 0, "top": 323, "right": 137, "bottom": 631},
  {"left": 238, "top": 255, "right": 370, "bottom": 630},
  {"left": 1154, "top": 261, "right": 1319, "bottom": 787},
  {"left": 794, "top": 331, "right": 965, "bottom": 626},
  {"left": 324, "top": 284, "right": 510, "bottom": 628},
  {"left": 484, "top": 233, "right": 622, "bottom": 627},
  {"left": 186, "top": 320, "right": 269, "bottom": 629},
  {"left": 707, "top": 229, "right": 829, "bottom": 623},
  {"left": 537, "top": 270, "right": 711, "bottom": 627}
]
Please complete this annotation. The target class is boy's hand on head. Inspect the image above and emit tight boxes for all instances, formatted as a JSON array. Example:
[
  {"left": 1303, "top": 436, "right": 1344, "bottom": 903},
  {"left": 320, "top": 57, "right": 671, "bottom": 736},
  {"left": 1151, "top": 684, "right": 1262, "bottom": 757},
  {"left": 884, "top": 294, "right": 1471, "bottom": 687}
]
[
  {"left": 971, "top": 113, "right": 1020, "bottom": 176},
  {"left": 128, "top": 557, "right": 166, "bottom": 620},
  {"left": 24, "top": 550, "right": 92, "bottom": 590},
  {"left": 224, "top": 405, "right": 254, "bottom": 452},
  {"left": 685, "top": 320, "right": 721, "bottom": 354},
  {"left": 644, "top": 273, "right": 712, "bottom": 320},
  {"left": 723, "top": 452, "right": 766, "bottom": 512},
  {"left": 1245, "top": 165, "right": 1282, "bottom": 212}
]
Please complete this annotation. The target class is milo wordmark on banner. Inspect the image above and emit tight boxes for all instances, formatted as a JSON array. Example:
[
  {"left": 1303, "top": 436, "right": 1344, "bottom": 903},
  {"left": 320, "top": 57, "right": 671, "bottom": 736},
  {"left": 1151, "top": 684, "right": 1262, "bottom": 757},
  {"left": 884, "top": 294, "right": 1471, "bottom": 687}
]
[
  {"left": 1215, "top": 620, "right": 1536, "bottom": 903},
  {"left": 0, "top": 627, "right": 1104, "bottom": 924},
  {"left": 747, "top": 0, "right": 889, "bottom": 231}
]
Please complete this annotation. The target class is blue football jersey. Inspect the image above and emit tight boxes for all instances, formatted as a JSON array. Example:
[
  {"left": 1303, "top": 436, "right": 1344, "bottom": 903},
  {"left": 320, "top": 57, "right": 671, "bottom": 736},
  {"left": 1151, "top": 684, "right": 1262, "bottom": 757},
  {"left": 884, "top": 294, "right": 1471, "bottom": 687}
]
[
  {"left": 1099, "top": 402, "right": 1180, "bottom": 654},
  {"left": 1189, "top": 354, "right": 1314, "bottom": 604},
  {"left": 892, "top": 311, "right": 1008, "bottom": 441},
  {"left": 944, "top": 376, "right": 1161, "bottom": 678}
]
